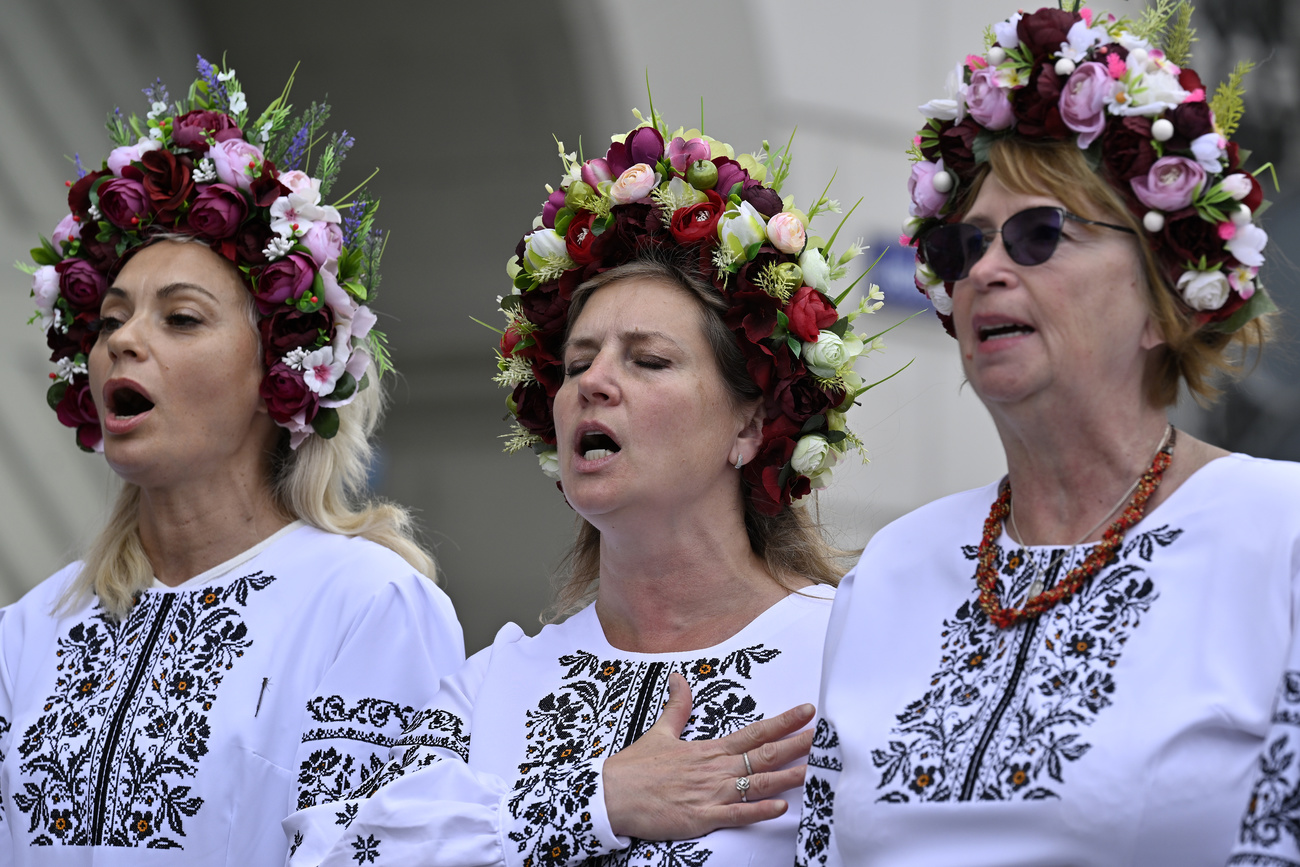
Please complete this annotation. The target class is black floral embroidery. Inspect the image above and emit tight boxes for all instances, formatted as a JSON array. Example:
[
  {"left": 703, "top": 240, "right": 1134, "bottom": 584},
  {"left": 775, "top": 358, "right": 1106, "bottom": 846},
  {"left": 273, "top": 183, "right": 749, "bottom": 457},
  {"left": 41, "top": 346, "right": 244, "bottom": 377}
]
[
  {"left": 0, "top": 713, "right": 9, "bottom": 827},
  {"left": 12, "top": 572, "right": 273, "bottom": 848},
  {"left": 1231, "top": 672, "right": 1300, "bottom": 866},
  {"left": 350, "top": 832, "right": 382, "bottom": 864},
  {"left": 505, "top": 643, "right": 781, "bottom": 866},
  {"left": 290, "top": 830, "right": 304, "bottom": 857},
  {"left": 797, "top": 717, "right": 843, "bottom": 866},
  {"left": 297, "top": 696, "right": 418, "bottom": 809},
  {"left": 872, "top": 526, "right": 1180, "bottom": 803}
]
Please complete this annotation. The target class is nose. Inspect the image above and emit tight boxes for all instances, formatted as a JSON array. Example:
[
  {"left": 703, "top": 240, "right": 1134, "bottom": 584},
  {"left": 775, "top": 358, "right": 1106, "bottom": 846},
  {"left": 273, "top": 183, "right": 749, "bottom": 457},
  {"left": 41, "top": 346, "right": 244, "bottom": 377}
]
[
  {"left": 963, "top": 231, "right": 1015, "bottom": 292},
  {"left": 102, "top": 316, "right": 145, "bottom": 361},
  {"left": 576, "top": 352, "right": 621, "bottom": 406}
]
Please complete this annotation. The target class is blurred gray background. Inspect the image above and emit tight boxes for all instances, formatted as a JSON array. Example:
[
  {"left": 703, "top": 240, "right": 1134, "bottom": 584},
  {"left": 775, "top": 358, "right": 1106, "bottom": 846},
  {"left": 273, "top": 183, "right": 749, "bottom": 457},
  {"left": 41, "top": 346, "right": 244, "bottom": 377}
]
[{"left": 1, "top": 0, "right": 1295, "bottom": 653}]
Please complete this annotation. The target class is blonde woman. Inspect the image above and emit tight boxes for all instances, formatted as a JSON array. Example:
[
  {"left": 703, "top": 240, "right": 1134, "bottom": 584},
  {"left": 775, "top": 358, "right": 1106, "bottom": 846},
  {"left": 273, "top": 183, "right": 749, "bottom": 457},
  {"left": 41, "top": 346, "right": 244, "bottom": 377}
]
[{"left": 0, "top": 60, "right": 462, "bottom": 866}]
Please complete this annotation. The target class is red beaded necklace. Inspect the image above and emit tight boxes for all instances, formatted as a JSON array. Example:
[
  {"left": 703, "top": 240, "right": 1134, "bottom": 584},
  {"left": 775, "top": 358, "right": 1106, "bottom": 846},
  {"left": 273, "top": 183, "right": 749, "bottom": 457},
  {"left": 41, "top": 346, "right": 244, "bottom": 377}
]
[{"left": 975, "top": 427, "right": 1177, "bottom": 630}]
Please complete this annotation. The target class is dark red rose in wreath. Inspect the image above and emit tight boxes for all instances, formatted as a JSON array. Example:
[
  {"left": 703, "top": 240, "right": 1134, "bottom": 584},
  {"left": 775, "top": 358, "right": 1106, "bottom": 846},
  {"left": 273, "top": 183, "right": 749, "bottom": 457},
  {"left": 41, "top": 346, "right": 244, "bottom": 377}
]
[
  {"left": 938, "top": 118, "right": 981, "bottom": 179},
  {"left": 566, "top": 212, "right": 601, "bottom": 265},
  {"left": 601, "top": 203, "right": 661, "bottom": 262},
  {"left": 47, "top": 312, "right": 98, "bottom": 361},
  {"left": 76, "top": 223, "right": 119, "bottom": 272},
  {"left": 1167, "top": 102, "right": 1214, "bottom": 150},
  {"left": 669, "top": 190, "right": 725, "bottom": 245},
  {"left": 172, "top": 110, "right": 243, "bottom": 154},
  {"left": 740, "top": 185, "right": 784, "bottom": 219},
  {"left": 1160, "top": 208, "right": 1228, "bottom": 269},
  {"left": 235, "top": 221, "right": 273, "bottom": 267},
  {"left": 248, "top": 160, "right": 287, "bottom": 209},
  {"left": 519, "top": 282, "right": 571, "bottom": 341},
  {"left": 253, "top": 252, "right": 316, "bottom": 315},
  {"left": 187, "top": 183, "right": 248, "bottom": 240},
  {"left": 67, "top": 169, "right": 109, "bottom": 219},
  {"left": 1013, "top": 62, "right": 1068, "bottom": 140},
  {"left": 1100, "top": 116, "right": 1156, "bottom": 183},
  {"left": 97, "top": 178, "right": 150, "bottom": 230},
  {"left": 258, "top": 308, "right": 331, "bottom": 368},
  {"left": 777, "top": 374, "right": 839, "bottom": 423},
  {"left": 139, "top": 149, "right": 193, "bottom": 224},
  {"left": 260, "top": 363, "right": 318, "bottom": 426},
  {"left": 787, "top": 286, "right": 839, "bottom": 343},
  {"left": 512, "top": 381, "right": 555, "bottom": 444},
  {"left": 1016, "top": 8, "right": 1079, "bottom": 59},
  {"left": 55, "top": 379, "right": 101, "bottom": 450},
  {"left": 57, "top": 259, "right": 107, "bottom": 313}
]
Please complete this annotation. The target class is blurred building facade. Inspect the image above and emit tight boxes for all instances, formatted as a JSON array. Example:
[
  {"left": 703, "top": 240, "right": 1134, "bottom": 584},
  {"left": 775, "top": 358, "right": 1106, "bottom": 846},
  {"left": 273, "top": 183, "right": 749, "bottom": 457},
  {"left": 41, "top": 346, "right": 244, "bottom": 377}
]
[{"left": 0, "top": 0, "right": 1293, "bottom": 651}]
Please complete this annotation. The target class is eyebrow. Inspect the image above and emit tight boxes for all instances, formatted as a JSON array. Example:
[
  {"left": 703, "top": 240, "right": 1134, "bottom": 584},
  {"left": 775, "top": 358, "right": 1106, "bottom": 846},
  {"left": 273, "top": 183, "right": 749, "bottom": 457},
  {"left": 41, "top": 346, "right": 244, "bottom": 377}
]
[
  {"left": 562, "top": 330, "right": 680, "bottom": 356},
  {"left": 104, "top": 281, "right": 222, "bottom": 303}
]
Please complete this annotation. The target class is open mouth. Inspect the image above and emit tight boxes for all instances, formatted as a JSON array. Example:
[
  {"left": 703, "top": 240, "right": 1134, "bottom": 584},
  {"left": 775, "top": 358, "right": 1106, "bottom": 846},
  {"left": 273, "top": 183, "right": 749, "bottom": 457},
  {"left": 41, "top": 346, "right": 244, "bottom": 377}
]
[
  {"left": 578, "top": 430, "right": 621, "bottom": 461},
  {"left": 978, "top": 323, "right": 1035, "bottom": 343},
  {"left": 109, "top": 385, "right": 156, "bottom": 418}
]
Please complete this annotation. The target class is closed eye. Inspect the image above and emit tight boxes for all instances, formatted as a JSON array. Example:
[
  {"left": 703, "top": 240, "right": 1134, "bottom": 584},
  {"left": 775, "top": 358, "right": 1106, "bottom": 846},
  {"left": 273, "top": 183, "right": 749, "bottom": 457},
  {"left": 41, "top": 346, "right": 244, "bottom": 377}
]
[
  {"left": 635, "top": 356, "right": 669, "bottom": 370},
  {"left": 564, "top": 361, "right": 591, "bottom": 378}
]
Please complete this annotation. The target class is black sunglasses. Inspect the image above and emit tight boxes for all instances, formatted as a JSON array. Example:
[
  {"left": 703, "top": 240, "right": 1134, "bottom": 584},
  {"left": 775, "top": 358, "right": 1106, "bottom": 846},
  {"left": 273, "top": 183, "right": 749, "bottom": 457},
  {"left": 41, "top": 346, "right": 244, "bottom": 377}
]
[{"left": 920, "top": 206, "right": 1135, "bottom": 282}]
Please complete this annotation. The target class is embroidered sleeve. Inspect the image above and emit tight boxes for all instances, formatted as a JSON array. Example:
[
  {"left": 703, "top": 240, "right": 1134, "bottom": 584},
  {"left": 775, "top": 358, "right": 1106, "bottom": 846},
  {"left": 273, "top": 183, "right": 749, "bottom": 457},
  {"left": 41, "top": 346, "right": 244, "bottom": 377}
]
[
  {"left": 0, "top": 607, "right": 13, "bottom": 851},
  {"left": 796, "top": 717, "right": 843, "bottom": 867},
  {"left": 1229, "top": 670, "right": 1300, "bottom": 866},
  {"left": 290, "top": 576, "right": 464, "bottom": 815}
]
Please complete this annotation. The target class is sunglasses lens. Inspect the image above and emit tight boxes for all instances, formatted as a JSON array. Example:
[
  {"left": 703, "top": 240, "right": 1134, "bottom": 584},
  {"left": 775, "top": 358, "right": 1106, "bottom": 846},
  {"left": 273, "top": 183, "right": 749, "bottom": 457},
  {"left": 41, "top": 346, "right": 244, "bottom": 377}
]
[
  {"left": 922, "top": 223, "right": 985, "bottom": 282},
  {"left": 1003, "top": 207, "right": 1065, "bottom": 267}
]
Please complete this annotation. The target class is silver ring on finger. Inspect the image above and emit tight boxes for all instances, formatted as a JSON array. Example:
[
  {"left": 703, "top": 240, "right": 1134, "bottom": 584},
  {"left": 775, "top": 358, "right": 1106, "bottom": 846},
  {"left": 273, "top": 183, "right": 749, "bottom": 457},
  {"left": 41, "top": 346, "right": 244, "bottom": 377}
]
[
  {"left": 736, "top": 776, "right": 751, "bottom": 803},
  {"left": 742, "top": 751, "right": 753, "bottom": 776}
]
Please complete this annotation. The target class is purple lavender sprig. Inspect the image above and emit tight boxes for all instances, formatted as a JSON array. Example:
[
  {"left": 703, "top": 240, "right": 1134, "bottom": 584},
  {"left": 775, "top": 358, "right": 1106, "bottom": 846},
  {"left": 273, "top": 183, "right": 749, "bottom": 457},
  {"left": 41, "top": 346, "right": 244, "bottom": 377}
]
[
  {"left": 142, "top": 78, "right": 170, "bottom": 108},
  {"left": 195, "top": 54, "right": 227, "bottom": 112}
]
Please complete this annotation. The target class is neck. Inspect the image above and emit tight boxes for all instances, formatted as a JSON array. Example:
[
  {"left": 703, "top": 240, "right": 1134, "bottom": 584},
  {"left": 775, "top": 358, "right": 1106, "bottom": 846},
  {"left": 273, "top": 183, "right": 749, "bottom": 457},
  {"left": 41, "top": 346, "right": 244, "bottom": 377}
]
[
  {"left": 990, "top": 391, "right": 1172, "bottom": 545},
  {"left": 591, "top": 500, "right": 795, "bottom": 654},
  {"left": 136, "top": 470, "right": 288, "bottom": 586}
]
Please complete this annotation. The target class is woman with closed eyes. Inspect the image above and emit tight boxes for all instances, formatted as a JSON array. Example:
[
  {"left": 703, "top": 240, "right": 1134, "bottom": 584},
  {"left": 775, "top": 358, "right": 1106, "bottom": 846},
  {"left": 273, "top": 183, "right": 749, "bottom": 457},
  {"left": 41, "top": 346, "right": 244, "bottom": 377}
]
[
  {"left": 795, "top": 5, "right": 1300, "bottom": 866},
  {"left": 0, "top": 60, "right": 463, "bottom": 866},
  {"left": 284, "top": 111, "right": 888, "bottom": 866}
]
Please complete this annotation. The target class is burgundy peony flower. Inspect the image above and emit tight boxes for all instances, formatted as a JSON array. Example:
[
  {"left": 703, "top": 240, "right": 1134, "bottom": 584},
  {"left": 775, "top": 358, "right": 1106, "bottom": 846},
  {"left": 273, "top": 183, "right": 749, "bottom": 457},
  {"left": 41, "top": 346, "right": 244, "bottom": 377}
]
[
  {"left": 668, "top": 190, "right": 725, "bottom": 245},
  {"left": 55, "top": 379, "right": 101, "bottom": 451},
  {"left": 259, "top": 363, "right": 318, "bottom": 426},
  {"left": 186, "top": 183, "right": 248, "bottom": 240},
  {"left": 713, "top": 158, "right": 751, "bottom": 197},
  {"left": 740, "top": 185, "right": 783, "bottom": 219},
  {"left": 1167, "top": 102, "right": 1214, "bottom": 151},
  {"left": 1160, "top": 208, "right": 1228, "bottom": 268},
  {"left": 67, "top": 169, "right": 109, "bottom": 219},
  {"left": 253, "top": 253, "right": 317, "bottom": 315},
  {"left": 235, "top": 221, "right": 274, "bottom": 267},
  {"left": 1100, "top": 116, "right": 1156, "bottom": 184},
  {"left": 777, "top": 374, "right": 839, "bottom": 423},
  {"left": 938, "top": 118, "right": 982, "bottom": 180},
  {"left": 257, "top": 307, "right": 332, "bottom": 368},
  {"left": 172, "top": 110, "right": 243, "bottom": 154},
  {"left": 248, "top": 160, "right": 287, "bottom": 209},
  {"left": 139, "top": 150, "right": 194, "bottom": 225},
  {"left": 512, "top": 381, "right": 556, "bottom": 444},
  {"left": 77, "top": 223, "right": 120, "bottom": 271},
  {"left": 600, "top": 203, "right": 662, "bottom": 263},
  {"left": 786, "top": 286, "right": 839, "bottom": 343},
  {"left": 605, "top": 126, "right": 665, "bottom": 176},
  {"left": 725, "top": 285, "right": 781, "bottom": 344},
  {"left": 97, "top": 178, "right": 150, "bottom": 229},
  {"left": 57, "top": 259, "right": 107, "bottom": 313},
  {"left": 1016, "top": 8, "right": 1080, "bottom": 59},
  {"left": 1013, "top": 62, "right": 1068, "bottom": 140}
]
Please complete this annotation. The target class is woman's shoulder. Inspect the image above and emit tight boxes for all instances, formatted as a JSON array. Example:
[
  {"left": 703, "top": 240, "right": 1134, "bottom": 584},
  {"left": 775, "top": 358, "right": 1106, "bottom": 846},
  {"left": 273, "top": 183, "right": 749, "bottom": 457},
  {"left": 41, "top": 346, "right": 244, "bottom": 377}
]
[
  {"left": 261, "top": 525, "right": 437, "bottom": 593},
  {"left": 6, "top": 562, "right": 87, "bottom": 619},
  {"left": 868, "top": 479, "right": 1004, "bottom": 550}
]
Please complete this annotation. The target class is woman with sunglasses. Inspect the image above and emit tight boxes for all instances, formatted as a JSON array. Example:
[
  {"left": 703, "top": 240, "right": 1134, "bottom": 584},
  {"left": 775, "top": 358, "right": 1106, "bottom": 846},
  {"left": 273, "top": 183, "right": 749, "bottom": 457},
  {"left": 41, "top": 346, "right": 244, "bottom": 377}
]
[{"left": 795, "top": 5, "right": 1300, "bottom": 866}]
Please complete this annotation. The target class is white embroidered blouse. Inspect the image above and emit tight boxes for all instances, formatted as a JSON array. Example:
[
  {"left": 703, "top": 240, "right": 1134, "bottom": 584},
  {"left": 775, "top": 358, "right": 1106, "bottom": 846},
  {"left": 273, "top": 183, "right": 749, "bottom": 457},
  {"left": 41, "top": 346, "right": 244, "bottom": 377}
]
[
  {"left": 285, "top": 584, "right": 835, "bottom": 866},
  {"left": 0, "top": 523, "right": 463, "bottom": 866},
  {"left": 796, "top": 454, "right": 1300, "bottom": 867}
]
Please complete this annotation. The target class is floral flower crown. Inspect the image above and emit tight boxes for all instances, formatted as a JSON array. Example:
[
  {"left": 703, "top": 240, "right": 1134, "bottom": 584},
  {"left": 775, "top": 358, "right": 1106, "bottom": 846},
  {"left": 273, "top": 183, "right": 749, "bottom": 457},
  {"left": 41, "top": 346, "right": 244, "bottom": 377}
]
[
  {"left": 494, "top": 108, "right": 894, "bottom": 516},
  {"left": 904, "top": 1, "right": 1277, "bottom": 334},
  {"left": 21, "top": 56, "right": 389, "bottom": 452}
]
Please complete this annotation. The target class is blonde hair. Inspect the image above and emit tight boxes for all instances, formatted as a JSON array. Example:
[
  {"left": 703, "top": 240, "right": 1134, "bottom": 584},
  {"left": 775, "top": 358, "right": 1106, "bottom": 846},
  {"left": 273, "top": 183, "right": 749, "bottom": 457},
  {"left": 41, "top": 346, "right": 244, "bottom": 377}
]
[
  {"left": 962, "top": 138, "right": 1271, "bottom": 406},
  {"left": 544, "top": 254, "right": 850, "bottom": 621},
  {"left": 61, "top": 240, "right": 434, "bottom": 620}
]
